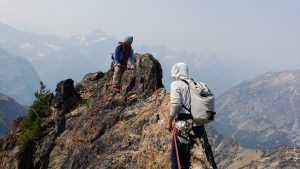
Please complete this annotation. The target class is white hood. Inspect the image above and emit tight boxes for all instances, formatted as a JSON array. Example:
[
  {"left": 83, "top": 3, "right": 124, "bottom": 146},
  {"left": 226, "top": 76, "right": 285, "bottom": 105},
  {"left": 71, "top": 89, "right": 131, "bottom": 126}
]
[{"left": 171, "top": 62, "right": 190, "bottom": 80}]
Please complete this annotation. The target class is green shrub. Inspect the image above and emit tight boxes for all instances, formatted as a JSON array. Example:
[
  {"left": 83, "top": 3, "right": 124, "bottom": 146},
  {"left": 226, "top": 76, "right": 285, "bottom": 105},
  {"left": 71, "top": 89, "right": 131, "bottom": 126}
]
[{"left": 17, "top": 82, "right": 53, "bottom": 150}]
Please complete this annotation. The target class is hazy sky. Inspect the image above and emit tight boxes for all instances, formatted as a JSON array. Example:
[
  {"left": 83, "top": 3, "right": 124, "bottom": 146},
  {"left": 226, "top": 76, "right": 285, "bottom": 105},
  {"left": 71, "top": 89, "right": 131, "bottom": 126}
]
[{"left": 0, "top": 0, "right": 299, "bottom": 71}]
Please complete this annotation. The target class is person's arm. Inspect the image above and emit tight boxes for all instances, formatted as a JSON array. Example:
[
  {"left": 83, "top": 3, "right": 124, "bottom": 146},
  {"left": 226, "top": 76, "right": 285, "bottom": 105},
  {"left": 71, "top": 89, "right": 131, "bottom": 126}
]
[
  {"left": 167, "top": 82, "right": 182, "bottom": 132},
  {"left": 114, "top": 44, "right": 121, "bottom": 65},
  {"left": 129, "top": 47, "right": 135, "bottom": 68},
  {"left": 168, "top": 115, "right": 176, "bottom": 133}
]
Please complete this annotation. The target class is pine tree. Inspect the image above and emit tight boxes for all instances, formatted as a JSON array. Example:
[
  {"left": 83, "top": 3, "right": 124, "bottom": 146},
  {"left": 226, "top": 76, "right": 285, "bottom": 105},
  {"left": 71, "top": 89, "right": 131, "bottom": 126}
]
[{"left": 17, "top": 81, "right": 53, "bottom": 150}]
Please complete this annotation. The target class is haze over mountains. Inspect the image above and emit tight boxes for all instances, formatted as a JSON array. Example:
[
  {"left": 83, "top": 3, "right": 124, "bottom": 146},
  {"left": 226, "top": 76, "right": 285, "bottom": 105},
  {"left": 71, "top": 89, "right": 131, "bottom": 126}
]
[
  {"left": 0, "top": 22, "right": 259, "bottom": 96},
  {"left": 0, "top": 23, "right": 115, "bottom": 89},
  {"left": 213, "top": 70, "right": 300, "bottom": 149}
]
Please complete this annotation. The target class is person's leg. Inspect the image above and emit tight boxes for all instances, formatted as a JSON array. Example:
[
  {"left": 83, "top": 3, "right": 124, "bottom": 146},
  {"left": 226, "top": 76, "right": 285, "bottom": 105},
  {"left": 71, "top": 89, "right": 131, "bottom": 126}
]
[
  {"left": 112, "top": 65, "right": 122, "bottom": 89},
  {"left": 179, "top": 146, "right": 191, "bottom": 169},
  {"left": 171, "top": 136, "right": 191, "bottom": 169},
  {"left": 192, "top": 125, "right": 205, "bottom": 138},
  {"left": 170, "top": 137, "right": 178, "bottom": 169}
]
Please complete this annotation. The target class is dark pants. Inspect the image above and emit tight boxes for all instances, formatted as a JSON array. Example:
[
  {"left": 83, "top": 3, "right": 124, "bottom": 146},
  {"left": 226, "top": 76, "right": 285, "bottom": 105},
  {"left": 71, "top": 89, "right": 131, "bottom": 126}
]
[
  {"left": 171, "top": 136, "right": 190, "bottom": 169},
  {"left": 170, "top": 126, "right": 203, "bottom": 169}
]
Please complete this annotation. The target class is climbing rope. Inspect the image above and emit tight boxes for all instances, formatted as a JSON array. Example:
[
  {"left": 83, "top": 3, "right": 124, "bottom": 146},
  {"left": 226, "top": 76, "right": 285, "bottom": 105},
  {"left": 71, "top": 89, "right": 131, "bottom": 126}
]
[{"left": 173, "top": 127, "right": 182, "bottom": 169}]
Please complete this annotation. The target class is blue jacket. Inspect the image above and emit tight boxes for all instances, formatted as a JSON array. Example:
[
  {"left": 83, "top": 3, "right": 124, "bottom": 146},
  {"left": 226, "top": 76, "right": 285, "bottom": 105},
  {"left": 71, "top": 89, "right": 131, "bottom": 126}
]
[{"left": 114, "top": 43, "right": 135, "bottom": 66}]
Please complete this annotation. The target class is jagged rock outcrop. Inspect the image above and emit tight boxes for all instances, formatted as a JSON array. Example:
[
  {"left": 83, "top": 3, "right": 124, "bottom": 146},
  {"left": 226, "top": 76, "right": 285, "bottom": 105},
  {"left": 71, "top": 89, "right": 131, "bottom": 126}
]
[
  {"left": 52, "top": 79, "right": 81, "bottom": 134},
  {"left": 0, "top": 53, "right": 216, "bottom": 169}
]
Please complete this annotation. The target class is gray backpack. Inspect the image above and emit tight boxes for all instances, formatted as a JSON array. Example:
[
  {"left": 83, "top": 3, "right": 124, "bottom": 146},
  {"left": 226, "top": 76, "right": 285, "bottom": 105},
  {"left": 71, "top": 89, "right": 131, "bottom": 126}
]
[{"left": 181, "top": 79, "right": 216, "bottom": 124}]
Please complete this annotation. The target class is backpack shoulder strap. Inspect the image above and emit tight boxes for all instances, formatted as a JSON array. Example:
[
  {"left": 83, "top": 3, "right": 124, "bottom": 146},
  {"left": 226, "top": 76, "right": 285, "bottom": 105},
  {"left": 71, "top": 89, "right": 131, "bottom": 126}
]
[
  {"left": 120, "top": 42, "right": 129, "bottom": 67},
  {"left": 179, "top": 79, "right": 192, "bottom": 113},
  {"left": 180, "top": 79, "right": 189, "bottom": 86}
]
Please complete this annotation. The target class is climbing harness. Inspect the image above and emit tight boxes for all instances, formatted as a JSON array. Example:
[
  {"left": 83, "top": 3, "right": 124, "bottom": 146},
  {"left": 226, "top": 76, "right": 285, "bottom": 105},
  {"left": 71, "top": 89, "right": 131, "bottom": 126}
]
[
  {"left": 175, "top": 120, "right": 192, "bottom": 144},
  {"left": 173, "top": 119, "right": 194, "bottom": 168}
]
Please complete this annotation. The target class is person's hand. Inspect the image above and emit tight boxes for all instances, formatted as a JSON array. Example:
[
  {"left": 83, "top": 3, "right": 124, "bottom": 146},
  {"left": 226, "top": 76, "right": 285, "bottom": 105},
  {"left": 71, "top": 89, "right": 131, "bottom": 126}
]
[
  {"left": 167, "top": 114, "right": 175, "bottom": 133},
  {"left": 167, "top": 122, "right": 173, "bottom": 133}
]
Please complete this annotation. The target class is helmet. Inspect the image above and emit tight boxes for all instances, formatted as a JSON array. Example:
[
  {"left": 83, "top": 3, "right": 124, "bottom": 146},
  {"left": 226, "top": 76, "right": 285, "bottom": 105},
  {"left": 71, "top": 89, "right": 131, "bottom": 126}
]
[{"left": 125, "top": 36, "right": 133, "bottom": 45}]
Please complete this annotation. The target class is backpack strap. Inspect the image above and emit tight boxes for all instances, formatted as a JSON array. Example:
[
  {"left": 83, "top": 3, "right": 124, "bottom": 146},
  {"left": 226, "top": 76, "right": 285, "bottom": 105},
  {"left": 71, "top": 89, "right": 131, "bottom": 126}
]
[
  {"left": 178, "top": 79, "right": 193, "bottom": 121},
  {"left": 180, "top": 79, "right": 189, "bottom": 86},
  {"left": 121, "top": 42, "right": 129, "bottom": 68}
]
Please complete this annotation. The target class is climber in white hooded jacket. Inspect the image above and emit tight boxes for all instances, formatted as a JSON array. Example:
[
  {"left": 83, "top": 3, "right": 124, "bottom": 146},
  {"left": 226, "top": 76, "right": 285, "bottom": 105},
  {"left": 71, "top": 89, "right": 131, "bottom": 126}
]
[
  {"left": 168, "top": 63, "right": 193, "bottom": 169},
  {"left": 167, "top": 63, "right": 216, "bottom": 169},
  {"left": 168, "top": 62, "right": 192, "bottom": 130}
]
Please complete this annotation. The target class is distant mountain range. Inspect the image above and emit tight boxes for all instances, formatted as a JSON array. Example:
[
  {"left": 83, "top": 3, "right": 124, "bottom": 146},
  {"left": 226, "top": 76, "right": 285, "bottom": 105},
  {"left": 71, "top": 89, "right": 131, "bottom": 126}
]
[
  {"left": 0, "top": 22, "right": 259, "bottom": 96},
  {"left": 213, "top": 70, "right": 300, "bottom": 149},
  {"left": 0, "top": 23, "right": 115, "bottom": 89},
  {"left": 0, "top": 93, "right": 27, "bottom": 136},
  {"left": 0, "top": 48, "right": 40, "bottom": 105}
]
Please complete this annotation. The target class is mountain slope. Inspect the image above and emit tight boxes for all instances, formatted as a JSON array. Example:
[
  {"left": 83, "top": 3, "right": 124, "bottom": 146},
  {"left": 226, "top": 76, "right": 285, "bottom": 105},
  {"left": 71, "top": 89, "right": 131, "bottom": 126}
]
[
  {"left": 0, "top": 93, "right": 27, "bottom": 136},
  {"left": 0, "top": 48, "right": 40, "bottom": 105},
  {"left": 213, "top": 70, "right": 300, "bottom": 149},
  {"left": 207, "top": 127, "right": 300, "bottom": 169},
  {"left": 0, "top": 53, "right": 217, "bottom": 169}
]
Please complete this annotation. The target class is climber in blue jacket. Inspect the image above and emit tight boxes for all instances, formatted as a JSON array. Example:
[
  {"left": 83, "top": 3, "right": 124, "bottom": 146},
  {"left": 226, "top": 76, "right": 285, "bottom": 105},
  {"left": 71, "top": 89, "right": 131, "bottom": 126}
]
[{"left": 111, "top": 36, "right": 135, "bottom": 92}]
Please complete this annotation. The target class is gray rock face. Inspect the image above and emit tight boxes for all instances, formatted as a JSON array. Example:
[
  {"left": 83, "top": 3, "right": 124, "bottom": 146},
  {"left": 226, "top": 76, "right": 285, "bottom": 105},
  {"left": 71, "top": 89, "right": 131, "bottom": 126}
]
[
  {"left": 213, "top": 70, "right": 300, "bottom": 149},
  {"left": 0, "top": 53, "right": 216, "bottom": 169}
]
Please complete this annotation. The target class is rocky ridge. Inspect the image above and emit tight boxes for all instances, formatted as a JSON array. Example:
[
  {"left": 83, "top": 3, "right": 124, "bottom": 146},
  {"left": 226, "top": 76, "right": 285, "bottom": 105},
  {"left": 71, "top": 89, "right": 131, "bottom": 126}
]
[{"left": 0, "top": 53, "right": 216, "bottom": 169}]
